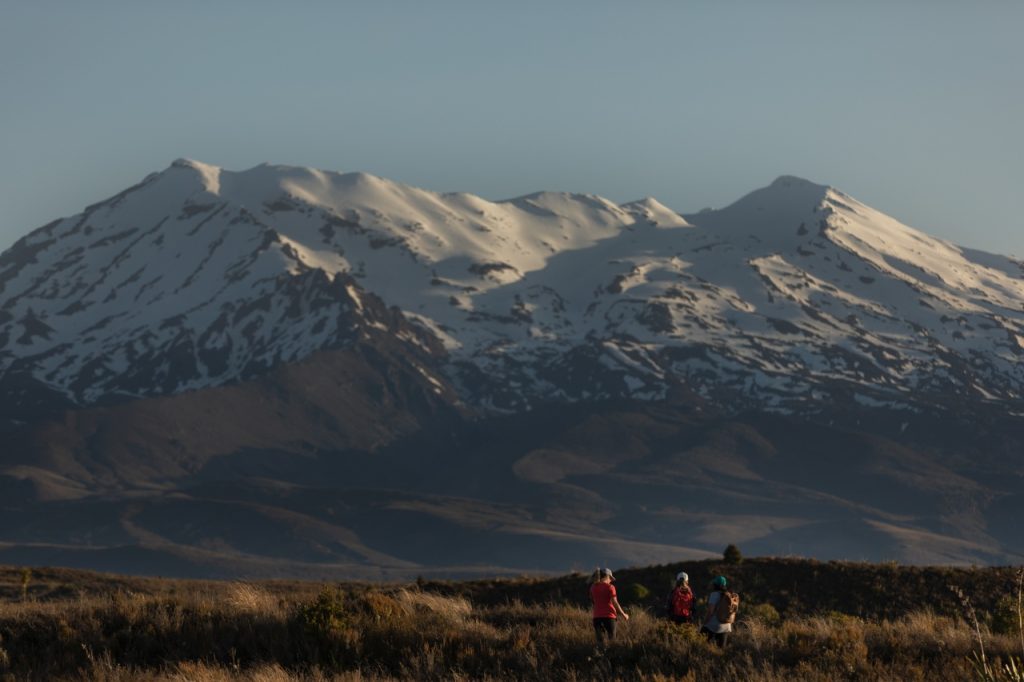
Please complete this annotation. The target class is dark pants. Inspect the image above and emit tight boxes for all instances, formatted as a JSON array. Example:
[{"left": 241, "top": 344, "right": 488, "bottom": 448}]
[
  {"left": 593, "top": 617, "right": 616, "bottom": 645},
  {"left": 700, "top": 626, "right": 729, "bottom": 648},
  {"left": 670, "top": 615, "right": 692, "bottom": 625}
]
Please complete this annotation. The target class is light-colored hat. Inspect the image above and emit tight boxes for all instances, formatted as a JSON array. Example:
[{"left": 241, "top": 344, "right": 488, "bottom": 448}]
[
  {"left": 676, "top": 571, "right": 689, "bottom": 583},
  {"left": 599, "top": 567, "right": 615, "bottom": 581}
]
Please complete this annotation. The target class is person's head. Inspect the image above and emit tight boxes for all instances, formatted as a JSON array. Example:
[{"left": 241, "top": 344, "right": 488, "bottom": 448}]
[
  {"left": 710, "top": 575, "right": 727, "bottom": 591},
  {"left": 599, "top": 567, "right": 615, "bottom": 583},
  {"left": 676, "top": 571, "right": 689, "bottom": 586}
]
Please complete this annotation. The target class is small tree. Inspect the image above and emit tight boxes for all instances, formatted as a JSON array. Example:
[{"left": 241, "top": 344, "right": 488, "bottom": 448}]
[{"left": 723, "top": 544, "right": 743, "bottom": 565}]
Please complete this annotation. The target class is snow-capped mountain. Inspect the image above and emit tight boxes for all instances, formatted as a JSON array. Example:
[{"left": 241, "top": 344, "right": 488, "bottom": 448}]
[
  {"left": 2, "top": 160, "right": 1024, "bottom": 418},
  {"left": 4, "top": 160, "right": 1024, "bottom": 575}
]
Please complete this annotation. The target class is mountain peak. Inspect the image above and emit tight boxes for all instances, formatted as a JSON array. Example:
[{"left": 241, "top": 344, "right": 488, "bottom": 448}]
[
  {"left": 171, "top": 157, "right": 211, "bottom": 170},
  {"left": 620, "top": 196, "right": 691, "bottom": 227},
  {"left": 167, "top": 158, "right": 222, "bottom": 194},
  {"left": 684, "top": 175, "right": 833, "bottom": 236},
  {"left": 768, "top": 174, "right": 828, "bottom": 190}
]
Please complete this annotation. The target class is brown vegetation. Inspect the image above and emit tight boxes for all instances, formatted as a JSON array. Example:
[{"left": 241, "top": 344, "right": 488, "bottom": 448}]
[{"left": 0, "top": 561, "right": 1021, "bottom": 681}]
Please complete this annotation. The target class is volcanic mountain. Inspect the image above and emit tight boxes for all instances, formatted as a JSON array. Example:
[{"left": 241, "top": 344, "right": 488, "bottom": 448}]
[{"left": 1, "top": 161, "right": 1022, "bottom": 578}]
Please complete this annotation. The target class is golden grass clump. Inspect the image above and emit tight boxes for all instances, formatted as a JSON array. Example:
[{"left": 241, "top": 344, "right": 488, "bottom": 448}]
[
  {"left": 224, "top": 582, "right": 280, "bottom": 615},
  {"left": 393, "top": 589, "right": 472, "bottom": 623}
]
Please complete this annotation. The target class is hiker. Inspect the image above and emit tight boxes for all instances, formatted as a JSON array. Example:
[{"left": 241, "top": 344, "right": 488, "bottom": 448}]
[
  {"left": 701, "top": 575, "right": 739, "bottom": 647},
  {"left": 667, "top": 571, "right": 696, "bottom": 624},
  {"left": 589, "top": 567, "right": 629, "bottom": 646}
]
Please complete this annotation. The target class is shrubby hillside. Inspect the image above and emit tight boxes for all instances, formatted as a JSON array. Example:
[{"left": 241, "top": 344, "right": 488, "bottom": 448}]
[{"left": 0, "top": 559, "right": 1021, "bottom": 680}]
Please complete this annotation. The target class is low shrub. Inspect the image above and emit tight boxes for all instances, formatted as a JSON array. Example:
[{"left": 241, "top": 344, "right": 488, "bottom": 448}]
[
  {"left": 297, "top": 587, "right": 349, "bottom": 636},
  {"left": 743, "top": 602, "right": 782, "bottom": 627},
  {"left": 626, "top": 583, "right": 650, "bottom": 601}
]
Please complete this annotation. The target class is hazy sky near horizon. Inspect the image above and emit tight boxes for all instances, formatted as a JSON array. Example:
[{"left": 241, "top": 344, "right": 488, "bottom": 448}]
[{"left": 2, "top": 2, "right": 1022, "bottom": 255}]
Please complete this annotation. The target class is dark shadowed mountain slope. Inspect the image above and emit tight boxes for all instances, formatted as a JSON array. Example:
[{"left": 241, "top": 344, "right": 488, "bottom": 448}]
[{"left": 2, "top": 394, "right": 1022, "bottom": 578}]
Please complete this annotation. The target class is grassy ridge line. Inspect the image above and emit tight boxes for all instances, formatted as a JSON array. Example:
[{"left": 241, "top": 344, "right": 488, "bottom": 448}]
[
  {"left": 420, "top": 558, "right": 1022, "bottom": 621},
  {"left": 3, "top": 558, "right": 1021, "bottom": 619},
  {"left": 0, "top": 565, "right": 323, "bottom": 603}
]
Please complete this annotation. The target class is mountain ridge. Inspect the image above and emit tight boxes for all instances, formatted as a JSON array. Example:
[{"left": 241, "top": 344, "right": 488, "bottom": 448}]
[{"left": 3, "top": 159, "right": 1023, "bottom": 418}]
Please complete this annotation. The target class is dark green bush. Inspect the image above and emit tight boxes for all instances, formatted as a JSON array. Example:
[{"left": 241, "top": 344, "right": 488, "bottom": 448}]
[
  {"left": 296, "top": 587, "right": 348, "bottom": 636},
  {"left": 991, "top": 594, "right": 1021, "bottom": 636},
  {"left": 724, "top": 544, "right": 743, "bottom": 565}
]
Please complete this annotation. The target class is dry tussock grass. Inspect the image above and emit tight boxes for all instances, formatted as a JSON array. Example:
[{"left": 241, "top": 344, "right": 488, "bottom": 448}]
[
  {"left": 224, "top": 582, "right": 281, "bottom": 615},
  {"left": 0, "top": 568, "right": 1021, "bottom": 681},
  {"left": 393, "top": 588, "right": 472, "bottom": 623},
  {"left": 165, "top": 662, "right": 298, "bottom": 682},
  {"left": 75, "top": 661, "right": 403, "bottom": 682}
]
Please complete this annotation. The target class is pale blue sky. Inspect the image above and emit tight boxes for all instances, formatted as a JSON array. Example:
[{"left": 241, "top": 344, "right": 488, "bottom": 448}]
[{"left": 2, "top": 2, "right": 1022, "bottom": 255}]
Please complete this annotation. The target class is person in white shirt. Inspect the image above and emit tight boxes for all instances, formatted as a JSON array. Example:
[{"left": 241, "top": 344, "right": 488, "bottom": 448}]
[{"left": 701, "top": 575, "right": 733, "bottom": 647}]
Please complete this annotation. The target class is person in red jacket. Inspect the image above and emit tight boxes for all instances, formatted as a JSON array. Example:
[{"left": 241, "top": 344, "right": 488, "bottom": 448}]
[
  {"left": 667, "top": 571, "right": 695, "bottom": 624},
  {"left": 589, "top": 567, "right": 629, "bottom": 646}
]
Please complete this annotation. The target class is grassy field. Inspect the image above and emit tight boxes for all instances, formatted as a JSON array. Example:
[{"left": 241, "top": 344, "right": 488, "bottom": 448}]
[{"left": 0, "top": 559, "right": 1021, "bottom": 681}]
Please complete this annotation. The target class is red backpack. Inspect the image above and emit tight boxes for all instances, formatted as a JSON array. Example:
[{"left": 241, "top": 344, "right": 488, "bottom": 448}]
[{"left": 669, "top": 586, "right": 694, "bottom": 618}]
